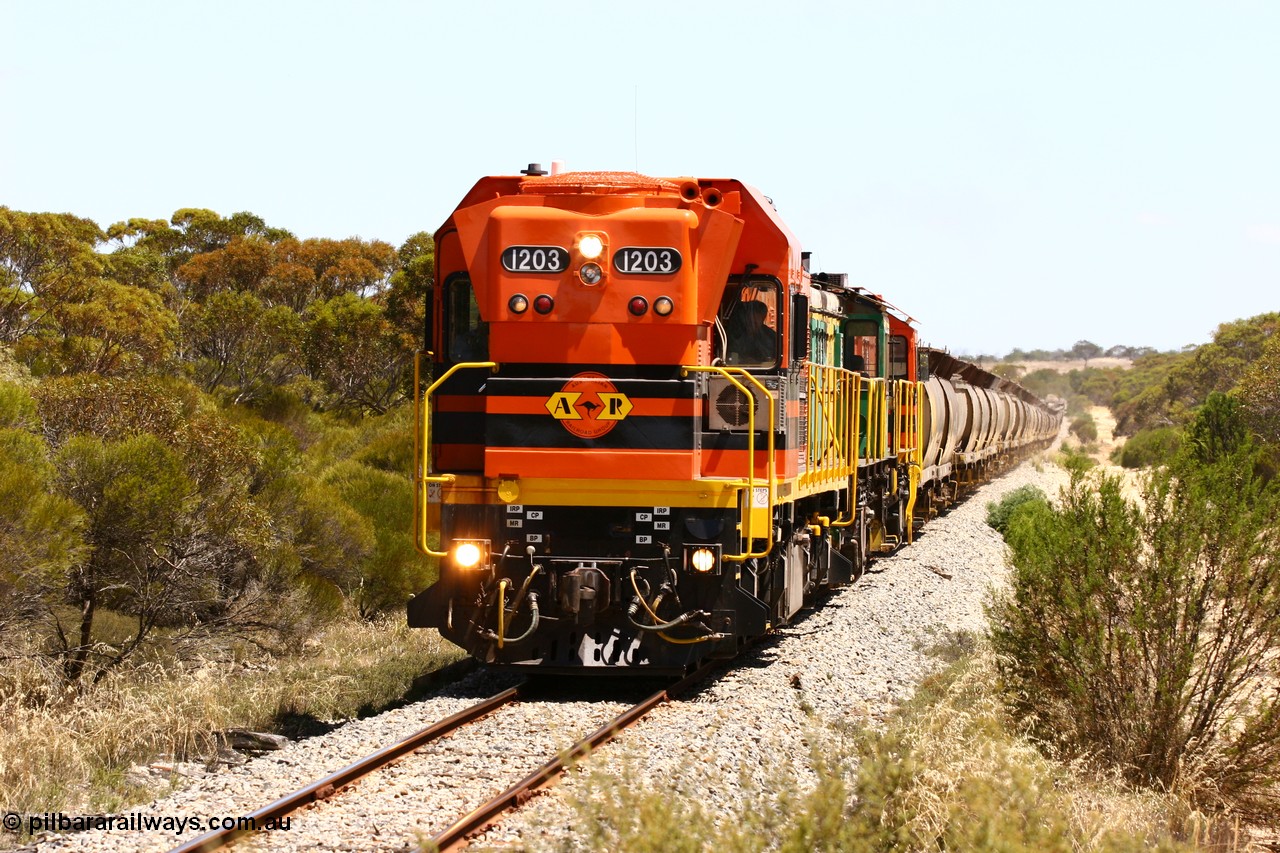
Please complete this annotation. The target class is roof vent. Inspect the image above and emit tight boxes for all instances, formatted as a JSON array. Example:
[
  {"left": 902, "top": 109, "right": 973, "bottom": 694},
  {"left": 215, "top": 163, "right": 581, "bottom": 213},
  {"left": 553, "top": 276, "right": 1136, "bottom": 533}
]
[{"left": 521, "top": 163, "right": 548, "bottom": 176}]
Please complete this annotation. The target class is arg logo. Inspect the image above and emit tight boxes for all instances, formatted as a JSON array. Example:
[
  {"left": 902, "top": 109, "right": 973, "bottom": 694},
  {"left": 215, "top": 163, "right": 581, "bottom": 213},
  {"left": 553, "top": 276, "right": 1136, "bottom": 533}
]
[{"left": 545, "top": 372, "right": 633, "bottom": 439}]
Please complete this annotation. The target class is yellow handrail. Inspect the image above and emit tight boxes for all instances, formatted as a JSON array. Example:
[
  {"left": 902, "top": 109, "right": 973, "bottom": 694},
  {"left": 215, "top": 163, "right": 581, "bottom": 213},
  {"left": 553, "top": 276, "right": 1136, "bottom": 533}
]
[
  {"left": 898, "top": 379, "right": 924, "bottom": 543},
  {"left": 413, "top": 353, "right": 498, "bottom": 558},
  {"left": 863, "top": 377, "right": 887, "bottom": 460},
  {"left": 831, "top": 370, "right": 862, "bottom": 528},
  {"left": 801, "top": 363, "right": 859, "bottom": 492},
  {"left": 681, "top": 365, "right": 776, "bottom": 561}
]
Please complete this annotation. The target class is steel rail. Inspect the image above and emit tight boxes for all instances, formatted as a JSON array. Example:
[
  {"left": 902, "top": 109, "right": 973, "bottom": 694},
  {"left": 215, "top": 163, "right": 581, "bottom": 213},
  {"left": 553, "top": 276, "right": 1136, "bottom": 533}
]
[
  {"left": 169, "top": 685, "right": 523, "bottom": 853},
  {"left": 426, "top": 663, "right": 717, "bottom": 852}
]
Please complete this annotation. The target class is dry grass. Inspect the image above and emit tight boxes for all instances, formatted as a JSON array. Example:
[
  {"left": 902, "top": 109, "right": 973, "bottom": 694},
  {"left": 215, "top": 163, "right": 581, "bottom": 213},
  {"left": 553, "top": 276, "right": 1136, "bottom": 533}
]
[
  {"left": 0, "top": 616, "right": 463, "bottom": 827},
  {"left": 879, "top": 649, "right": 1198, "bottom": 851},
  {"left": 539, "top": 642, "right": 1257, "bottom": 853}
]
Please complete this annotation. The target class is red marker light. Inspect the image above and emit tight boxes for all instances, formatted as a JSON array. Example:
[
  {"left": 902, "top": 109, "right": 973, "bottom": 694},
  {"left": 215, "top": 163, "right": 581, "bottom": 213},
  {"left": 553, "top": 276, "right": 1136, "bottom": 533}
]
[
  {"left": 533, "top": 294, "right": 554, "bottom": 314},
  {"left": 628, "top": 296, "right": 649, "bottom": 316}
]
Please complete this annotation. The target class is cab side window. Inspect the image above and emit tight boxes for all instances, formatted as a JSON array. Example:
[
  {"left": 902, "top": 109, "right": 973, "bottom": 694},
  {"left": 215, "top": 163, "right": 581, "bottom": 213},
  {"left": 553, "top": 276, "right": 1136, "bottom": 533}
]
[
  {"left": 888, "top": 335, "right": 909, "bottom": 380},
  {"left": 845, "top": 319, "right": 879, "bottom": 375},
  {"left": 446, "top": 275, "right": 487, "bottom": 361},
  {"left": 721, "top": 284, "right": 778, "bottom": 367}
]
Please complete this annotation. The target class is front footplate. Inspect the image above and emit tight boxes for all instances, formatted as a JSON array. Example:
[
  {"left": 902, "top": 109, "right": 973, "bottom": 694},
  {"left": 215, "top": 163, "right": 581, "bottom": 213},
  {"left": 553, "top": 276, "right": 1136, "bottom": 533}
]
[{"left": 408, "top": 557, "right": 768, "bottom": 673}]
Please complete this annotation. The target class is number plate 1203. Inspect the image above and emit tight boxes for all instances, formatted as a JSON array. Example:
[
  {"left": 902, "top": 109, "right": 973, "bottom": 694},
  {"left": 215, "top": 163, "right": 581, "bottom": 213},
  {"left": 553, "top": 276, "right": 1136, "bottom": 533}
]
[
  {"left": 501, "top": 245, "right": 569, "bottom": 273},
  {"left": 612, "top": 246, "right": 682, "bottom": 274}
]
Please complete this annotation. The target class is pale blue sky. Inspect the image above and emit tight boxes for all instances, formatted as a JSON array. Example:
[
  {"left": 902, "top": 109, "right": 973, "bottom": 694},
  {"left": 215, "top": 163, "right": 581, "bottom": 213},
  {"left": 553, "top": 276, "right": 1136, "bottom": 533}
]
[{"left": 3, "top": 1, "right": 1277, "bottom": 356}]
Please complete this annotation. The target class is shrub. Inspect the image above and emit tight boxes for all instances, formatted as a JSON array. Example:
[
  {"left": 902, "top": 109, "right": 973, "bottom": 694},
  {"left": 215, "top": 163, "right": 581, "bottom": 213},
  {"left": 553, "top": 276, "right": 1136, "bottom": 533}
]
[
  {"left": 1078, "top": 369, "right": 1119, "bottom": 406},
  {"left": 1112, "top": 426, "right": 1182, "bottom": 469},
  {"left": 323, "top": 460, "right": 434, "bottom": 616},
  {"left": 1236, "top": 332, "right": 1280, "bottom": 447},
  {"left": 1185, "top": 391, "right": 1246, "bottom": 465},
  {"left": 1070, "top": 412, "right": 1098, "bottom": 443},
  {"left": 985, "top": 485, "right": 1049, "bottom": 537},
  {"left": 989, "top": 444, "right": 1280, "bottom": 822},
  {"left": 1057, "top": 443, "right": 1097, "bottom": 473}
]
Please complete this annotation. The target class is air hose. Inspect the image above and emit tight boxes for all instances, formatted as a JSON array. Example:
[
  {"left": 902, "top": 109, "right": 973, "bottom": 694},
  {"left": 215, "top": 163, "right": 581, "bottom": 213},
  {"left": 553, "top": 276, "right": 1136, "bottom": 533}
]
[{"left": 627, "top": 567, "right": 721, "bottom": 643}]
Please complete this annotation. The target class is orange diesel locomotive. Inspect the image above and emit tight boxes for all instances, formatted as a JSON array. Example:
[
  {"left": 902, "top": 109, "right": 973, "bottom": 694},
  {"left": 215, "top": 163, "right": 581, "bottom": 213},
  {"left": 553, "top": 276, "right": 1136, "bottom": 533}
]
[{"left": 408, "top": 166, "right": 1060, "bottom": 674}]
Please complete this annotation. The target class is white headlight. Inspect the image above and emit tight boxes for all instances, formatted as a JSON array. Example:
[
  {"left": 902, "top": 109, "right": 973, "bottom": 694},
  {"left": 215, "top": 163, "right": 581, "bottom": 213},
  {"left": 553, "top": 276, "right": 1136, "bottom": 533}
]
[
  {"left": 454, "top": 542, "right": 482, "bottom": 568},
  {"left": 578, "top": 234, "right": 604, "bottom": 259},
  {"left": 690, "top": 547, "right": 717, "bottom": 573}
]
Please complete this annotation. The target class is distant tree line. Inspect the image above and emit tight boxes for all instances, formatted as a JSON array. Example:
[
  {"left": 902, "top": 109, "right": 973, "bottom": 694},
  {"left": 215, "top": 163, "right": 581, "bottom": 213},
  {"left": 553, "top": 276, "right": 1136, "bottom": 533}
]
[
  {"left": 957, "top": 340, "right": 1160, "bottom": 368},
  {"left": 1001, "top": 341, "right": 1161, "bottom": 363},
  {"left": 969, "top": 315, "right": 1280, "bottom": 476}
]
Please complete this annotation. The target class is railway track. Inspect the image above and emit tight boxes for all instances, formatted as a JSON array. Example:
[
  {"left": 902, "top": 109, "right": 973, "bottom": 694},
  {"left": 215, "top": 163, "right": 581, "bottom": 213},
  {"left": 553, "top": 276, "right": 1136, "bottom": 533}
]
[
  {"left": 168, "top": 665, "right": 713, "bottom": 853},
  {"left": 427, "top": 663, "right": 712, "bottom": 852}
]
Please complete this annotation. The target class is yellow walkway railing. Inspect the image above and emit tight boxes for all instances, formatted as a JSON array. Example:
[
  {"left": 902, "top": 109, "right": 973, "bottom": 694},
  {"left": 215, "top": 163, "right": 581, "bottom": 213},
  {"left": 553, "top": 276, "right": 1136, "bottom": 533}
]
[
  {"left": 413, "top": 353, "right": 497, "bottom": 558},
  {"left": 681, "top": 365, "right": 775, "bottom": 561},
  {"left": 891, "top": 379, "right": 924, "bottom": 543}
]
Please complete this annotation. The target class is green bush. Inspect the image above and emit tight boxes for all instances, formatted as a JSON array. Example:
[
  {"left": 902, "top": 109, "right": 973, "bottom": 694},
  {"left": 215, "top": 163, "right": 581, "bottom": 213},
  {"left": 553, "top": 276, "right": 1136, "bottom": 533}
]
[
  {"left": 1185, "top": 391, "right": 1246, "bottom": 465},
  {"left": 989, "top": 435, "right": 1280, "bottom": 822},
  {"left": 323, "top": 460, "right": 434, "bottom": 616},
  {"left": 1070, "top": 412, "right": 1098, "bottom": 443},
  {"left": 1057, "top": 443, "right": 1097, "bottom": 473},
  {"left": 985, "top": 485, "right": 1049, "bottom": 537},
  {"left": 1077, "top": 369, "right": 1119, "bottom": 406},
  {"left": 1112, "top": 426, "right": 1182, "bottom": 469}
]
